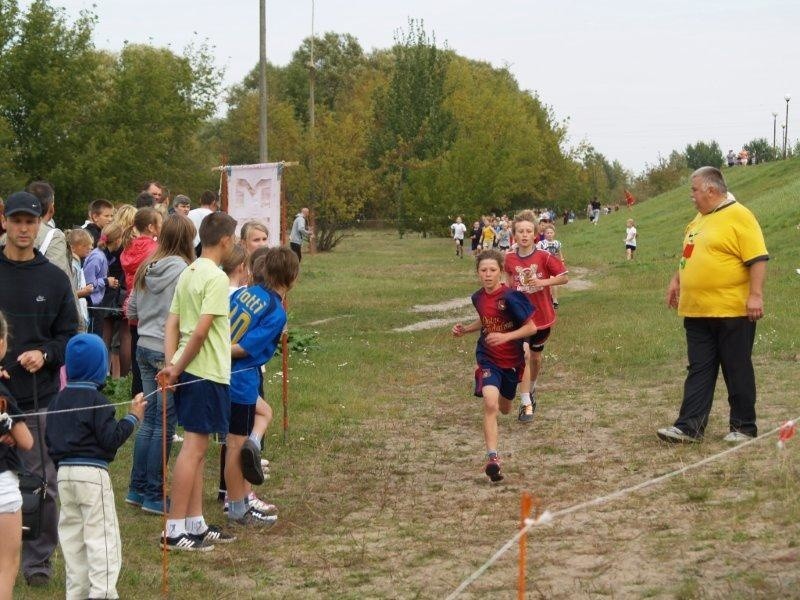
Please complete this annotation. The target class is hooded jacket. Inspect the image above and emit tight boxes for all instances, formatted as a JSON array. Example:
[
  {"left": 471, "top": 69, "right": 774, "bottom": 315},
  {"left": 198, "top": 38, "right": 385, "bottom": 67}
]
[
  {"left": 126, "top": 256, "right": 188, "bottom": 353},
  {"left": 0, "top": 247, "right": 79, "bottom": 409},
  {"left": 45, "top": 334, "right": 137, "bottom": 468},
  {"left": 121, "top": 236, "right": 157, "bottom": 293},
  {"left": 120, "top": 236, "right": 157, "bottom": 323}
]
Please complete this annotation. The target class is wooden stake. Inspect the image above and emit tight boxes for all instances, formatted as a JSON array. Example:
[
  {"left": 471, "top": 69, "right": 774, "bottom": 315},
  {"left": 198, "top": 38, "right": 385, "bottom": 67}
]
[
  {"left": 518, "top": 492, "right": 533, "bottom": 599},
  {"left": 159, "top": 375, "right": 169, "bottom": 598}
]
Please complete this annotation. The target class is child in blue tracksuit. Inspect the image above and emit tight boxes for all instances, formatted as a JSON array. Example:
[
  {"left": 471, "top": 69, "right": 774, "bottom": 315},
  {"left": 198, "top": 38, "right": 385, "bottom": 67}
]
[
  {"left": 45, "top": 334, "right": 145, "bottom": 600},
  {"left": 225, "top": 247, "right": 299, "bottom": 526}
]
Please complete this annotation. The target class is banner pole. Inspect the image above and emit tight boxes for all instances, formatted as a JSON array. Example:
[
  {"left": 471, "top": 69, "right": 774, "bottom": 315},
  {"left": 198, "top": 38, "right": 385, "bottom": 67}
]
[
  {"left": 220, "top": 155, "right": 229, "bottom": 213},
  {"left": 280, "top": 170, "right": 289, "bottom": 444}
]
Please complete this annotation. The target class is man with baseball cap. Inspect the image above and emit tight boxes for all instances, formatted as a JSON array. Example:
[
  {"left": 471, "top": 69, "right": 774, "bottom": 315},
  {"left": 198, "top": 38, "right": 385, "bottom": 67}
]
[{"left": 0, "top": 190, "right": 79, "bottom": 587}]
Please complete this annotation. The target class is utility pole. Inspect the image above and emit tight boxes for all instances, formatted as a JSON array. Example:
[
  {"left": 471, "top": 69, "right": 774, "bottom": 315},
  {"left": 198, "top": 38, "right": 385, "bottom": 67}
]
[
  {"left": 308, "top": 0, "right": 316, "bottom": 131},
  {"left": 259, "top": 0, "right": 268, "bottom": 162},
  {"left": 784, "top": 94, "right": 791, "bottom": 159},
  {"left": 307, "top": 0, "right": 317, "bottom": 252}
]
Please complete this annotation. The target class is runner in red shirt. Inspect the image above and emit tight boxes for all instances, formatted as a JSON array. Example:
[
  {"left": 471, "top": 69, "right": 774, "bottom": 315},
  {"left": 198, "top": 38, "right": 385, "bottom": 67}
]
[{"left": 504, "top": 210, "right": 569, "bottom": 423}]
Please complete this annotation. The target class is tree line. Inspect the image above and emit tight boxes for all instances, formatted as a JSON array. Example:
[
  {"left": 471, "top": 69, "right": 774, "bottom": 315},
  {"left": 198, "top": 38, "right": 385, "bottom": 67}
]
[{"left": 1, "top": 2, "right": 792, "bottom": 248}]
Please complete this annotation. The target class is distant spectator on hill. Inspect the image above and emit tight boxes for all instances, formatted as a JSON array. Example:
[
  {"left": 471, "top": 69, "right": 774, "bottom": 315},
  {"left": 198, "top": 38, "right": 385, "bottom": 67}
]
[
  {"left": 289, "top": 207, "right": 313, "bottom": 262},
  {"left": 590, "top": 197, "right": 601, "bottom": 224},
  {"left": 625, "top": 189, "right": 636, "bottom": 210},
  {"left": 738, "top": 148, "right": 749, "bottom": 166},
  {"left": 727, "top": 150, "right": 736, "bottom": 167}
]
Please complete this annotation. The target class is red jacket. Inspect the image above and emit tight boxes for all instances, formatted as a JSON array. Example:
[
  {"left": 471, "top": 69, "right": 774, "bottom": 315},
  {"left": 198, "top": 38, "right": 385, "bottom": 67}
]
[{"left": 120, "top": 236, "right": 157, "bottom": 322}]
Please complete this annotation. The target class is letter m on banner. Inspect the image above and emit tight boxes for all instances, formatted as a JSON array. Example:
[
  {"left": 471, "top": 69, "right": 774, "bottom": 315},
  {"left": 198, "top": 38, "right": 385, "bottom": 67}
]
[{"left": 225, "top": 162, "right": 283, "bottom": 245}]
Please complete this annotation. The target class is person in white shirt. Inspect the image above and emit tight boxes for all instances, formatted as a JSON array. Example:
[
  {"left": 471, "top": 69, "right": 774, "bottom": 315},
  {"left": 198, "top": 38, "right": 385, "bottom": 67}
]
[
  {"left": 187, "top": 190, "right": 218, "bottom": 253},
  {"left": 450, "top": 216, "right": 467, "bottom": 258},
  {"left": 625, "top": 218, "right": 637, "bottom": 260}
]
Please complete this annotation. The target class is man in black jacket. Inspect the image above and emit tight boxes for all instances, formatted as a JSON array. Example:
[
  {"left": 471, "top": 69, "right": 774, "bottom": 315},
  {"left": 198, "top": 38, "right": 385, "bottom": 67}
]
[{"left": 0, "top": 191, "right": 79, "bottom": 587}]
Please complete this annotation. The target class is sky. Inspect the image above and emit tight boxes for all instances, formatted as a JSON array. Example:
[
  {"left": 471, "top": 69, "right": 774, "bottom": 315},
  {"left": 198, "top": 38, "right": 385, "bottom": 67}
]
[{"left": 29, "top": 0, "right": 800, "bottom": 173}]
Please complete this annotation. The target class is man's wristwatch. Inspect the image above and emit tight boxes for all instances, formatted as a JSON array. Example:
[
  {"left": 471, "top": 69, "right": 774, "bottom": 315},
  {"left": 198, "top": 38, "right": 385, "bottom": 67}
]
[{"left": 41, "top": 351, "right": 48, "bottom": 364}]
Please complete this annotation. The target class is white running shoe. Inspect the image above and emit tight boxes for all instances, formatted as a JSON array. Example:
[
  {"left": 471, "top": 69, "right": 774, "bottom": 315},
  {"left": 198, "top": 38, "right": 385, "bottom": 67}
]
[{"left": 723, "top": 431, "right": 755, "bottom": 443}]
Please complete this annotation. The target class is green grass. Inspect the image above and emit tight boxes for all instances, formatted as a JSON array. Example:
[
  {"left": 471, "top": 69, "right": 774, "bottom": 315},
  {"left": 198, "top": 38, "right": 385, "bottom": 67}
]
[{"left": 13, "top": 158, "right": 800, "bottom": 598}]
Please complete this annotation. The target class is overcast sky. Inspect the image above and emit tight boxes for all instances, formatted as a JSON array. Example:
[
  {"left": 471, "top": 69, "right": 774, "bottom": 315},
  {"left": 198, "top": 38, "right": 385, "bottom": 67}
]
[{"left": 29, "top": 0, "right": 800, "bottom": 173}]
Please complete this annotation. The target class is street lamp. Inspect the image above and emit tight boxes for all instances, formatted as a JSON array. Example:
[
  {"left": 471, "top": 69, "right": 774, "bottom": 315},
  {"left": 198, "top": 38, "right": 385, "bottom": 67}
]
[
  {"left": 784, "top": 94, "right": 791, "bottom": 159},
  {"left": 772, "top": 112, "right": 778, "bottom": 153}
]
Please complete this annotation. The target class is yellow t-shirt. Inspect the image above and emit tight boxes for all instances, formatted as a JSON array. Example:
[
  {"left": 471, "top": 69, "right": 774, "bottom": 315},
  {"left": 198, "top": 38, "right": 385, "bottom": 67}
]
[
  {"left": 482, "top": 226, "right": 496, "bottom": 243},
  {"left": 169, "top": 257, "right": 231, "bottom": 384},
  {"left": 678, "top": 201, "right": 768, "bottom": 317}
]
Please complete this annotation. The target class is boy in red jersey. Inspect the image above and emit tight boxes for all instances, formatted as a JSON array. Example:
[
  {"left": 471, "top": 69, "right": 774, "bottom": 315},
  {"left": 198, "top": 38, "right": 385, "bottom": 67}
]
[
  {"left": 453, "top": 250, "right": 537, "bottom": 482},
  {"left": 504, "top": 210, "right": 569, "bottom": 423}
]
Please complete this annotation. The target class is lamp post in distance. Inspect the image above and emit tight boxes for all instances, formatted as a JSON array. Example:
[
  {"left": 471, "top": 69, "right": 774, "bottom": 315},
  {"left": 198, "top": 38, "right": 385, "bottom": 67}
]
[
  {"left": 783, "top": 94, "right": 791, "bottom": 159},
  {"left": 772, "top": 111, "right": 778, "bottom": 153}
]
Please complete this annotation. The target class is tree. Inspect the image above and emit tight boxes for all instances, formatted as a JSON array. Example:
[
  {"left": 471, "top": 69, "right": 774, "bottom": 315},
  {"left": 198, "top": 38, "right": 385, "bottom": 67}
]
[
  {"left": 370, "top": 20, "right": 453, "bottom": 235},
  {"left": 685, "top": 140, "right": 724, "bottom": 170},
  {"left": 743, "top": 137, "right": 777, "bottom": 163},
  {"left": 282, "top": 32, "right": 366, "bottom": 123},
  {"left": 0, "top": 0, "right": 103, "bottom": 213}
]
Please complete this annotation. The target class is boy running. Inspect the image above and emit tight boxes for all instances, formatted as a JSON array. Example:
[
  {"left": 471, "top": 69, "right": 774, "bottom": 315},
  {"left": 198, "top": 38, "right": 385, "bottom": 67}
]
[
  {"left": 536, "top": 224, "right": 565, "bottom": 308},
  {"left": 625, "top": 218, "right": 637, "bottom": 260},
  {"left": 450, "top": 217, "right": 467, "bottom": 258},
  {"left": 453, "top": 250, "right": 537, "bottom": 482},
  {"left": 158, "top": 212, "right": 237, "bottom": 551},
  {"left": 505, "top": 211, "right": 569, "bottom": 423}
]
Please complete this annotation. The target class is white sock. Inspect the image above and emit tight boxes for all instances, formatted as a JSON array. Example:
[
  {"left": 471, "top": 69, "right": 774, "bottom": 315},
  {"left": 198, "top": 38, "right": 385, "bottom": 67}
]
[
  {"left": 166, "top": 518, "right": 186, "bottom": 538},
  {"left": 185, "top": 515, "right": 207, "bottom": 535},
  {"left": 520, "top": 393, "right": 532, "bottom": 406}
]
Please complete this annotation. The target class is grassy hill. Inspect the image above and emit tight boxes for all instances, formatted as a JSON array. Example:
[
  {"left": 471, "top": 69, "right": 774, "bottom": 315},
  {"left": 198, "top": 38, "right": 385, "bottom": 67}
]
[{"left": 15, "top": 159, "right": 800, "bottom": 599}]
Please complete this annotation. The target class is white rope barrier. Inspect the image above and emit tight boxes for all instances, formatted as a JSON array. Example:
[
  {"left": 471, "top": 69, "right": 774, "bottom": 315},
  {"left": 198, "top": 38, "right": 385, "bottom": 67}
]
[{"left": 445, "top": 414, "right": 800, "bottom": 599}]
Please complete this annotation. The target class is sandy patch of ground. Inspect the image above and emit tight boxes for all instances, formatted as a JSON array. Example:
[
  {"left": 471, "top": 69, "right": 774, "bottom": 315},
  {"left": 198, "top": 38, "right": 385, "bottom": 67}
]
[
  {"left": 565, "top": 266, "right": 594, "bottom": 291},
  {"left": 306, "top": 315, "right": 354, "bottom": 326},
  {"left": 393, "top": 314, "right": 473, "bottom": 332},
  {"left": 411, "top": 298, "right": 472, "bottom": 313}
]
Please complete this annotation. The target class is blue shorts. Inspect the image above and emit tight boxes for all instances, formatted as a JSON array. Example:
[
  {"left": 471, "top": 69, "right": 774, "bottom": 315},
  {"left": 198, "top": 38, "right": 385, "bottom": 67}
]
[
  {"left": 174, "top": 372, "right": 231, "bottom": 435},
  {"left": 474, "top": 364, "right": 521, "bottom": 401}
]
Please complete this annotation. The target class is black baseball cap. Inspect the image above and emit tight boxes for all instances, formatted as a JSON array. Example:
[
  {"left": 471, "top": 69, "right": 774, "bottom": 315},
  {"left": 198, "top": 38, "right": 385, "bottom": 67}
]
[{"left": 4, "top": 191, "right": 42, "bottom": 217}]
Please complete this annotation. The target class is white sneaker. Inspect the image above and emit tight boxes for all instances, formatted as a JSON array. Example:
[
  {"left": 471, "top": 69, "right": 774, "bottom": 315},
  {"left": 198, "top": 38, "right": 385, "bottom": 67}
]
[
  {"left": 796, "top": 268, "right": 800, "bottom": 275},
  {"left": 723, "top": 431, "right": 754, "bottom": 443},
  {"left": 172, "top": 433, "right": 184, "bottom": 443},
  {"left": 657, "top": 426, "right": 700, "bottom": 443}
]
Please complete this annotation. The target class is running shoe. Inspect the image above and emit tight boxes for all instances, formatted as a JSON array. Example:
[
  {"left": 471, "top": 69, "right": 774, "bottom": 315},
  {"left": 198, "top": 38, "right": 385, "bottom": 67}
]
[
  {"left": 484, "top": 456, "right": 504, "bottom": 482},
  {"left": 194, "top": 525, "right": 236, "bottom": 545},
  {"left": 723, "top": 431, "right": 755, "bottom": 443},
  {"left": 248, "top": 492, "right": 278, "bottom": 515},
  {"left": 518, "top": 403, "right": 535, "bottom": 423},
  {"left": 657, "top": 426, "right": 700, "bottom": 443},
  {"left": 161, "top": 532, "right": 214, "bottom": 552},
  {"left": 240, "top": 439, "right": 265, "bottom": 485},
  {"left": 229, "top": 507, "right": 278, "bottom": 528}
]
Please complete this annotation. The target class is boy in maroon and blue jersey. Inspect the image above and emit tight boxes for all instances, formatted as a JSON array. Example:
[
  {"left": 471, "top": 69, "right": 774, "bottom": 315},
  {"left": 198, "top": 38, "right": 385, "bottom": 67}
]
[{"left": 453, "top": 249, "right": 537, "bottom": 482}]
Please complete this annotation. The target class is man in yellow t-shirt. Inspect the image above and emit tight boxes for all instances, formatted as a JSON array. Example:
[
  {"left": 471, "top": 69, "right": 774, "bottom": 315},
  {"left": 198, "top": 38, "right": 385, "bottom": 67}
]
[{"left": 658, "top": 167, "right": 768, "bottom": 444}]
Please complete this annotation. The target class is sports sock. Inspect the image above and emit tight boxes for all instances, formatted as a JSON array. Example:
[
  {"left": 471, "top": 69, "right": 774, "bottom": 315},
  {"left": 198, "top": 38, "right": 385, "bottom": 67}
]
[
  {"left": 520, "top": 393, "right": 532, "bottom": 406},
  {"left": 166, "top": 518, "right": 186, "bottom": 538},
  {"left": 186, "top": 515, "right": 207, "bottom": 536},
  {"left": 249, "top": 431, "right": 262, "bottom": 446},
  {"left": 228, "top": 499, "right": 248, "bottom": 520},
  {"left": 487, "top": 450, "right": 498, "bottom": 459}
]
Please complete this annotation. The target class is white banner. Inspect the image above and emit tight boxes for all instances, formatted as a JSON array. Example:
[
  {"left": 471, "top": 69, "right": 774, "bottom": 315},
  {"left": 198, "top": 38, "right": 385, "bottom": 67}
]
[{"left": 226, "top": 162, "right": 282, "bottom": 245}]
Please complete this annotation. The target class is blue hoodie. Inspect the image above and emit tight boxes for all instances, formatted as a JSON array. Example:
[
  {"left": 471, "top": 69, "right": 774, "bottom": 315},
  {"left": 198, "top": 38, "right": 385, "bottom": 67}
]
[{"left": 45, "top": 334, "right": 138, "bottom": 469}]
